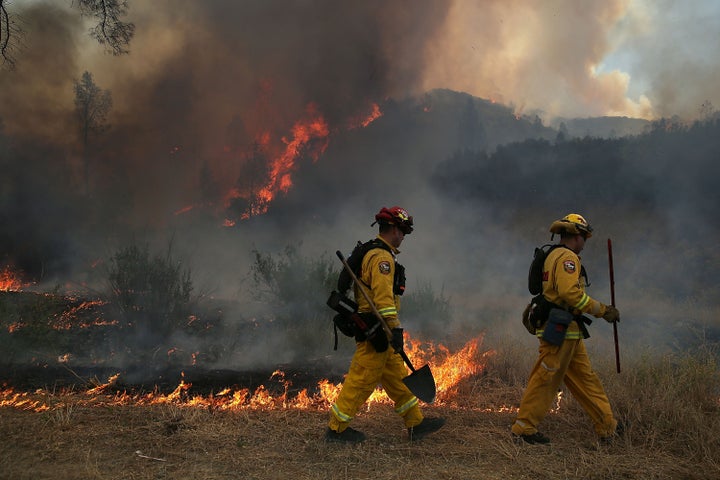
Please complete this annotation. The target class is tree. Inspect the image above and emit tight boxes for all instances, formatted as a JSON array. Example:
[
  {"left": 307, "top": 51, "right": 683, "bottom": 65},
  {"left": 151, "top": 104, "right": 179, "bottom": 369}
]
[
  {"left": 76, "top": 0, "right": 135, "bottom": 56},
  {"left": 458, "top": 97, "right": 485, "bottom": 151},
  {"left": 0, "top": 0, "right": 134, "bottom": 68},
  {"left": 74, "top": 71, "right": 112, "bottom": 195},
  {"left": 0, "top": 0, "right": 21, "bottom": 68},
  {"left": 700, "top": 100, "right": 715, "bottom": 121},
  {"left": 232, "top": 141, "right": 271, "bottom": 219}
]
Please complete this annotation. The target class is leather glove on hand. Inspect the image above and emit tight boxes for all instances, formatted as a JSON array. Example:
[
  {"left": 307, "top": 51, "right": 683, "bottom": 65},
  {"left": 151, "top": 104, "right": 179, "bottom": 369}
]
[
  {"left": 391, "top": 328, "right": 404, "bottom": 352},
  {"left": 602, "top": 305, "right": 620, "bottom": 323}
]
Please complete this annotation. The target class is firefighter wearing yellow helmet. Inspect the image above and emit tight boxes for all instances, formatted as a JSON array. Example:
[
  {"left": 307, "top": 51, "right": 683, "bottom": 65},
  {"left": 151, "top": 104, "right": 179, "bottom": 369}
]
[
  {"left": 512, "top": 213, "right": 622, "bottom": 444},
  {"left": 325, "top": 206, "right": 445, "bottom": 443}
]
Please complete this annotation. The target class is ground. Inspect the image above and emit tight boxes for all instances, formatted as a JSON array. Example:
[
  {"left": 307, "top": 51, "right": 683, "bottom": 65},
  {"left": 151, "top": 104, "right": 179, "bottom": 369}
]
[{"left": 0, "top": 388, "right": 709, "bottom": 480}]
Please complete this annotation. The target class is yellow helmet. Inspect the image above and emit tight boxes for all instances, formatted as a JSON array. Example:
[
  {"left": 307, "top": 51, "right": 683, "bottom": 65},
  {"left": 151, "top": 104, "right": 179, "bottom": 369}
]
[{"left": 549, "top": 213, "right": 593, "bottom": 238}]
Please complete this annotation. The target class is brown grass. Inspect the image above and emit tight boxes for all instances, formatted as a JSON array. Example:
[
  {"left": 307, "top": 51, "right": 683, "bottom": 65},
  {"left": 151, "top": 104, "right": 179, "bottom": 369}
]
[{"left": 2, "top": 345, "right": 719, "bottom": 480}]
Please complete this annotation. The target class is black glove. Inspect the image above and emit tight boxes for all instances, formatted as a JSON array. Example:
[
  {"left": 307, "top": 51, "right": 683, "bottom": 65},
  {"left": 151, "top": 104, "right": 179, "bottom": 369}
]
[
  {"left": 391, "top": 328, "right": 404, "bottom": 352},
  {"left": 368, "top": 328, "right": 389, "bottom": 353},
  {"left": 602, "top": 305, "right": 620, "bottom": 323}
]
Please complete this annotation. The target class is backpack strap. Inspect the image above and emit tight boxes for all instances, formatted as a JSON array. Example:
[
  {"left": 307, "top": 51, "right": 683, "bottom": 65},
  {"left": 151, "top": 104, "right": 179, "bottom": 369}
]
[{"left": 336, "top": 238, "right": 394, "bottom": 293}]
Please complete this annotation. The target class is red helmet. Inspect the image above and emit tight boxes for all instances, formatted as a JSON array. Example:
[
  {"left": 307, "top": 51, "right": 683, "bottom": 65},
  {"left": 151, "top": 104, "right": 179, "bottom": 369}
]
[{"left": 373, "top": 206, "right": 414, "bottom": 234}]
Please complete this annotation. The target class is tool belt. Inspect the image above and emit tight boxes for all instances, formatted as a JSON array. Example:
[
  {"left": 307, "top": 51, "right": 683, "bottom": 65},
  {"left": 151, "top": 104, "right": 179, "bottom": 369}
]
[
  {"left": 525, "top": 294, "right": 591, "bottom": 342},
  {"left": 327, "top": 290, "right": 388, "bottom": 352}
]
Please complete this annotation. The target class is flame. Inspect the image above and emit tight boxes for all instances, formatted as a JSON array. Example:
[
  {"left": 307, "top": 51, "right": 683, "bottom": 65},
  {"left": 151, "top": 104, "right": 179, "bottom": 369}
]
[
  {"left": 174, "top": 205, "right": 194, "bottom": 216},
  {"left": 218, "top": 100, "right": 386, "bottom": 224},
  {"left": 347, "top": 102, "right": 383, "bottom": 129},
  {"left": 4, "top": 295, "right": 117, "bottom": 334},
  {"left": 0, "top": 336, "right": 498, "bottom": 413},
  {"left": 408, "top": 335, "right": 494, "bottom": 402},
  {"left": 252, "top": 104, "right": 329, "bottom": 215},
  {"left": 51, "top": 299, "right": 115, "bottom": 331},
  {"left": 223, "top": 103, "right": 330, "bottom": 221},
  {"left": 0, "top": 266, "right": 31, "bottom": 291},
  {"left": 551, "top": 389, "right": 563, "bottom": 413},
  {"left": 86, "top": 373, "right": 121, "bottom": 395},
  {"left": 0, "top": 387, "right": 51, "bottom": 412},
  {"left": 7, "top": 322, "right": 26, "bottom": 333}
]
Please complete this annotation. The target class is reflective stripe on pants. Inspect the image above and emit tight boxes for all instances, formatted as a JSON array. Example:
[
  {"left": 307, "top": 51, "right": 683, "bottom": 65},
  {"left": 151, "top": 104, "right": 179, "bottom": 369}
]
[{"left": 329, "top": 341, "right": 423, "bottom": 432}]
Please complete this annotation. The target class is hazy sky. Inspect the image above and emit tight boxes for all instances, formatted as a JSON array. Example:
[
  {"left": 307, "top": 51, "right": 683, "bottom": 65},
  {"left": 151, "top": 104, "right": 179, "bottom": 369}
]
[{"left": 421, "top": 0, "right": 720, "bottom": 120}]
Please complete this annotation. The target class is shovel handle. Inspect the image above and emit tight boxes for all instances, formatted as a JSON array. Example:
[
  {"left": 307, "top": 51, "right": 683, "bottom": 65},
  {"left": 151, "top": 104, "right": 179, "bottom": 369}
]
[
  {"left": 336, "top": 250, "right": 393, "bottom": 338},
  {"left": 399, "top": 350, "right": 417, "bottom": 372},
  {"left": 336, "top": 250, "right": 419, "bottom": 371}
]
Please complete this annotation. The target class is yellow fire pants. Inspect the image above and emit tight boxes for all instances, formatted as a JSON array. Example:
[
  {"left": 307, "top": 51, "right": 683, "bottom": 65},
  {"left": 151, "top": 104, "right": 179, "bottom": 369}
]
[
  {"left": 328, "top": 340, "right": 423, "bottom": 432},
  {"left": 512, "top": 338, "right": 617, "bottom": 437}
]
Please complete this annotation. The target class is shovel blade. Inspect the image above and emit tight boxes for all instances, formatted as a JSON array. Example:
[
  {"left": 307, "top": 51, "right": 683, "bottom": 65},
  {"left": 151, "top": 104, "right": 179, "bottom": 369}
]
[{"left": 402, "top": 364, "right": 436, "bottom": 404}]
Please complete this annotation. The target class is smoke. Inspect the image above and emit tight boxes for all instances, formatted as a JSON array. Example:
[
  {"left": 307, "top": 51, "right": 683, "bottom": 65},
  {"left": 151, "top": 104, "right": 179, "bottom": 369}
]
[
  {"left": 420, "top": 0, "right": 652, "bottom": 119},
  {"left": 0, "top": 4, "right": 80, "bottom": 145}
]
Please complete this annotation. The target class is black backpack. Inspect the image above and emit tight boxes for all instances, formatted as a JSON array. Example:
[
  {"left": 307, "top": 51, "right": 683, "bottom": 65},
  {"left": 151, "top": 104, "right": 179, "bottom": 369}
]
[
  {"left": 336, "top": 239, "right": 403, "bottom": 294},
  {"left": 528, "top": 244, "right": 562, "bottom": 295}
]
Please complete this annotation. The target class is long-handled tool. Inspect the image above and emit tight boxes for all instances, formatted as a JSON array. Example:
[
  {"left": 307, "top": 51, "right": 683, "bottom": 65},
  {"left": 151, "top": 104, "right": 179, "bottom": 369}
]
[
  {"left": 335, "top": 250, "right": 436, "bottom": 403},
  {"left": 607, "top": 238, "right": 621, "bottom": 373}
]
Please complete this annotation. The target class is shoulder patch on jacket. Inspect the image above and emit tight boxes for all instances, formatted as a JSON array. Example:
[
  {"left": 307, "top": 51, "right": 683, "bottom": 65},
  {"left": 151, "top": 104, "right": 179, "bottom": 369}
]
[
  {"left": 563, "top": 260, "right": 576, "bottom": 274},
  {"left": 378, "top": 261, "right": 392, "bottom": 274}
]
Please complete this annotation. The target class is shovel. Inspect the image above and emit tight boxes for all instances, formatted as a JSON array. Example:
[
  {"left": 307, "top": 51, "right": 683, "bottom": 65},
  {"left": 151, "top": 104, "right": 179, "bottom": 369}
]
[{"left": 336, "top": 250, "right": 437, "bottom": 403}]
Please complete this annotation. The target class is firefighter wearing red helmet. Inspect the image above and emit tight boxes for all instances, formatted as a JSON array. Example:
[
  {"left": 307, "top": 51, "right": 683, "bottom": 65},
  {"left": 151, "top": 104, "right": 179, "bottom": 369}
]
[
  {"left": 325, "top": 206, "right": 445, "bottom": 443},
  {"left": 512, "top": 213, "right": 622, "bottom": 445}
]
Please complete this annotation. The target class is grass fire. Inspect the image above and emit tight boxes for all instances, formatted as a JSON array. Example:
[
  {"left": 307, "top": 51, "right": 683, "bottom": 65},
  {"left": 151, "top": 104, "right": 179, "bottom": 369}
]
[{"left": 1, "top": 246, "right": 719, "bottom": 479}]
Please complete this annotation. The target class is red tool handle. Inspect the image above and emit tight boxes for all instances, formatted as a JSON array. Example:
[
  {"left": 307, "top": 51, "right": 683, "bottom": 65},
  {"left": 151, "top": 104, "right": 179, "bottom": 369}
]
[{"left": 608, "top": 238, "right": 621, "bottom": 373}]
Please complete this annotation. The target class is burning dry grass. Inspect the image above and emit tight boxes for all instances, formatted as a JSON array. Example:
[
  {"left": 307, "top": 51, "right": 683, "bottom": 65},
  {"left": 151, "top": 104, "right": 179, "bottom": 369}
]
[{"left": 2, "top": 345, "right": 719, "bottom": 480}]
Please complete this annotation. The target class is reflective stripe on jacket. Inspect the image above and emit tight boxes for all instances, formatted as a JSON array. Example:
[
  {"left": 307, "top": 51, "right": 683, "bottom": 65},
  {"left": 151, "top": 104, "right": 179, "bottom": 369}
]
[{"left": 355, "top": 235, "right": 401, "bottom": 329}]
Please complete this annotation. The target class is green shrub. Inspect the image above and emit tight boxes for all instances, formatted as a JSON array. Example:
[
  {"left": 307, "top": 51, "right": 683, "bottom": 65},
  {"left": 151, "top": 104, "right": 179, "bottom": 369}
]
[
  {"left": 249, "top": 244, "right": 339, "bottom": 353},
  {"left": 250, "top": 244, "right": 337, "bottom": 315},
  {"left": 106, "top": 242, "right": 193, "bottom": 336},
  {"left": 401, "top": 280, "right": 453, "bottom": 339}
]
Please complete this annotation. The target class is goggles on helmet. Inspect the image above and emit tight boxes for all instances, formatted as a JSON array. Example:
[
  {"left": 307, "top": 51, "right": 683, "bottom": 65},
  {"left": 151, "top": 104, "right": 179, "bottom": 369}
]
[
  {"left": 373, "top": 206, "right": 414, "bottom": 234},
  {"left": 549, "top": 213, "right": 593, "bottom": 238}
]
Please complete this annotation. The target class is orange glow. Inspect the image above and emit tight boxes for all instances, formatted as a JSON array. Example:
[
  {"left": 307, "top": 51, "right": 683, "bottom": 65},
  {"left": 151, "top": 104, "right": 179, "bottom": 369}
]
[
  {"left": 221, "top": 104, "right": 330, "bottom": 221},
  {"left": 348, "top": 103, "right": 383, "bottom": 129},
  {"left": 0, "top": 266, "right": 30, "bottom": 291},
  {"left": 7, "top": 322, "right": 26, "bottom": 333},
  {"left": 251, "top": 104, "right": 330, "bottom": 217},
  {"left": 174, "top": 205, "right": 194, "bottom": 216},
  {"left": 51, "top": 300, "right": 115, "bottom": 331}
]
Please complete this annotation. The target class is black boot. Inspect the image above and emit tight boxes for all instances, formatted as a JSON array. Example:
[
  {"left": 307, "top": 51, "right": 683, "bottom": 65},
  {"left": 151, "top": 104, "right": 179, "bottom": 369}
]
[
  {"left": 408, "top": 417, "right": 446, "bottom": 441},
  {"left": 599, "top": 420, "right": 626, "bottom": 445},
  {"left": 324, "top": 427, "right": 366, "bottom": 444},
  {"left": 513, "top": 431, "right": 551, "bottom": 445}
]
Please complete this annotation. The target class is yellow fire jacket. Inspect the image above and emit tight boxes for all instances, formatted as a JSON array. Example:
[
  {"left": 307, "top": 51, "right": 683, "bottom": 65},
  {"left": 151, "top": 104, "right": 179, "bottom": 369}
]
[
  {"left": 538, "top": 246, "right": 607, "bottom": 340},
  {"left": 354, "top": 236, "right": 401, "bottom": 330}
]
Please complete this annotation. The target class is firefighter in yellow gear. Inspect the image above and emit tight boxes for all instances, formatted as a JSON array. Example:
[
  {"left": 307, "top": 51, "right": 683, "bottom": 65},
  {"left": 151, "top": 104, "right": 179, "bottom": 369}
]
[
  {"left": 512, "top": 213, "right": 622, "bottom": 445},
  {"left": 325, "top": 207, "right": 445, "bottom": 443}
]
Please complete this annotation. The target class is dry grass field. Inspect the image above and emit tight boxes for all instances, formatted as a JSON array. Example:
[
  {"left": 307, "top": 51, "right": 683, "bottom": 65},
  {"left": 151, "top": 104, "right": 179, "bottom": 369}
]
[{"left": 2, "top": 342, "right": 718, "bottom": 480}]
